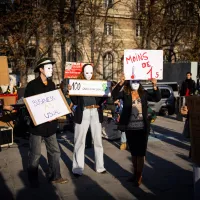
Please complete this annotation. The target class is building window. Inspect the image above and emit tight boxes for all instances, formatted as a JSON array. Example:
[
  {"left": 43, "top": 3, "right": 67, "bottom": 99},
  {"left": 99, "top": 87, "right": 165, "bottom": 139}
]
[
  {"left": 67, "top": 48, "right": 83, "bottom": 62},
  {"left": 103, "top": 52, "right": 113, "bottom": 80},
  {"left": 136, "top": 24, "right": 142, "bottom": 37},
  {"left": 136, "top": 0, "right": 145, "bottom": 12},
  {"left": 105, "top": 23, "right": 113, "bottom": 35},
  {"left": 105, "top": 0, "right": 113, "bottom": 8}
]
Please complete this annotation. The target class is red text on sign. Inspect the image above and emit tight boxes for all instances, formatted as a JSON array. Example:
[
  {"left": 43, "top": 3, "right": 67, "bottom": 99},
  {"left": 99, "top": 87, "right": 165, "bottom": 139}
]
[{"left": 126, "top": 52, "right": 148, "bottom": 64}]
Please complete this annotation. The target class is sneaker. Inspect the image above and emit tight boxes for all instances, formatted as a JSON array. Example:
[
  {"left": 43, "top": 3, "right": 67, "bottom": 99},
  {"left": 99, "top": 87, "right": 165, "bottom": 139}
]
[
  {"left": 120, "top": 143, "right": 127, "bottom": 150},
  {"left": 51, "top": 177, "right": 68, "bottom": 184}
]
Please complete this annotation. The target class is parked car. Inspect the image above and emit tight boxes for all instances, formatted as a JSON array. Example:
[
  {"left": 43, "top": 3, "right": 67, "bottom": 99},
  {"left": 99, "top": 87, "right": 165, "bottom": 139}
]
[{"left": 143, "top": 84, "right": 175, "bottom": 116}]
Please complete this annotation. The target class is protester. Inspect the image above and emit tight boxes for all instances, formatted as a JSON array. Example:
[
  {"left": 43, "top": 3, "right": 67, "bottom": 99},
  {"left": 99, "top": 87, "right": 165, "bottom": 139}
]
[
  {"left": 112, "top": 74, "right": 161, "bottom": 187},
  {"left": 180, "top": 72, "right": 196, "bottom": 96},
  {"left": 24, "top": 57, "right": 68, "bottom": 188},
  {"left": 68, "top": 64, "right": 107, "bottom": 177},
  {"left": 115, "top": 99, "right": 127, "bottom": 150}
]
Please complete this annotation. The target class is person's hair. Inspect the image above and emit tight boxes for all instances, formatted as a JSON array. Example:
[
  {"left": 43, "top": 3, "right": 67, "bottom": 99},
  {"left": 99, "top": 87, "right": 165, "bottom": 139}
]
[
  {"left": 123, "top": 80, "right": 145, "bottom": 96},
  {"left": 186, "top": 72, "right": 192, "bottom": 76},
  {"left": 77, "top": 64, "right": 95, "bottom": 80}
]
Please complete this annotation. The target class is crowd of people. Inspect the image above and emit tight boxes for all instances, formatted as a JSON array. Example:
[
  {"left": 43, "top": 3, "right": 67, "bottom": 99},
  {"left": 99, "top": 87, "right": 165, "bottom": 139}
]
[{"left": 0, "top": 57, "right": 200, "bottom": 199}]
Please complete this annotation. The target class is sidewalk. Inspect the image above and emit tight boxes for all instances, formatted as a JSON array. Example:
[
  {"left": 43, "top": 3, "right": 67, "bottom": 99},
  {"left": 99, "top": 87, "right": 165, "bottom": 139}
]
[{"left": 0, "top": 116, "right": 193, "bottom": 200}]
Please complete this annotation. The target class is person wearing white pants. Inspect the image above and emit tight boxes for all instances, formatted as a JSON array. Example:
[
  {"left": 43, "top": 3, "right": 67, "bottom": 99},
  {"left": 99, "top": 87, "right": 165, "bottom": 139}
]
[
  {"left": 68, "top": 64, "right": 107, "bottom": 177},
  {"left": 73, "top": 108, "right": 105, "bottom": 175}
]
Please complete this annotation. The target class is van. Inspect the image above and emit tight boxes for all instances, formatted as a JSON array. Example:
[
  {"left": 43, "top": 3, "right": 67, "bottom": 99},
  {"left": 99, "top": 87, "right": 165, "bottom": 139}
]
[{"left": 143, "top": 84, "right": 175, "bottom": 116}]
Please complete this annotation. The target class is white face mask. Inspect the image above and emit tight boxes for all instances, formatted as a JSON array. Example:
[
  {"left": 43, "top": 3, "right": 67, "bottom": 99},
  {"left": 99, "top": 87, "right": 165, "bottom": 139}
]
[
  {"left": 130, "top": 80, "right": 140, "bottom": 90},
  {"left": 84, "top": 65, "right": 93, "bottom": 80},
  {"left": 43, "top": 64, "right": 53, "bottom": 78}
]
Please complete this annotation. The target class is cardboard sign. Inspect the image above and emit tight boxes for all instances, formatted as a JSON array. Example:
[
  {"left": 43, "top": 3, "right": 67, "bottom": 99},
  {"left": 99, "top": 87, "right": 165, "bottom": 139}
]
[
  {"left": 69, "top": 79, "right": 111, "bottom": 97},
  {"left": 0, "top": 56, "right": 10, "bottom": 85},
  {"left": 64, "top": 62, "right": 86, "bottom": 79},
  {"left": 24, "top": 89, "right": 71, "bottom": 126},
  {"left": 124, "top": 49, "right": 163, "bottom": 80},
  {"left": 0, "top": 94, "right": 17, "bottom": 106}
]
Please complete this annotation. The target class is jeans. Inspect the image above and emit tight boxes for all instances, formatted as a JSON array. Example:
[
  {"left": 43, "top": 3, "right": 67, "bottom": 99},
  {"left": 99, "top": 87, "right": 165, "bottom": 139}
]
[
  {"left": 28, "top": 133, "right": 61, "bottom": 181},
  {"left": 121, "top": 131, "right": 127, "bottom": 143},
  {"left": 193, "top": 163, "right": 200, "bottom": 200}
]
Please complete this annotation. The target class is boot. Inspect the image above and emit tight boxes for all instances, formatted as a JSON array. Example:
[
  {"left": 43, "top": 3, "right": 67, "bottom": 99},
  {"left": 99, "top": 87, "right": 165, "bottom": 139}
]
[
  {"left": 27, "top": 167, "right": 39, "bottom": 188},
  {"left": 134, "top": 172, "right": 142, "bottom": 187}
]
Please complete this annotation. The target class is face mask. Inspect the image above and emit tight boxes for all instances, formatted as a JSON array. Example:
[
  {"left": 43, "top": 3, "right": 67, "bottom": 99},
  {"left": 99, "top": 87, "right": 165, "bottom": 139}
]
[
  {"left": 130, "top": 80, "right": 140, "bottom": 90},
  {"left": 84, "top": 65, "right": 93, "bottom": 80},
  {"left": 43, "top": 64, "right": 53, "bottom": 78}
]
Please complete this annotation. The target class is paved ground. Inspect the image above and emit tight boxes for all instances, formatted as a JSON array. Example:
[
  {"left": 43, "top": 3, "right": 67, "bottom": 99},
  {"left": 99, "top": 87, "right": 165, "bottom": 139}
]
[{"left": 0, "top": 116, "right": 193, "bottom": 200}]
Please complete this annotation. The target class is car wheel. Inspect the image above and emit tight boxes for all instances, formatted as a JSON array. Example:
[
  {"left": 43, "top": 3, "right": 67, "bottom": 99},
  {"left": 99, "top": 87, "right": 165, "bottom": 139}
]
[{"left": 161, "top": 108, "right": 169, "bottom": 116}]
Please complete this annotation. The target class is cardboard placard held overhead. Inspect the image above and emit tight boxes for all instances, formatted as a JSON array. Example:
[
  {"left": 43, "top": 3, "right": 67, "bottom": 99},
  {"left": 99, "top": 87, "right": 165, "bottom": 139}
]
[
  {"left": 69, "top": 79, "right": 111, "bottom": 97},
  {"left": 24, "top": 89, "right": 71, "bottom": 126},
  {"left": 124, "top": 50, "right": 163, "bottom": 80},
  {"left": 0, "top": 56, "right": 10, "bottom": 85}
]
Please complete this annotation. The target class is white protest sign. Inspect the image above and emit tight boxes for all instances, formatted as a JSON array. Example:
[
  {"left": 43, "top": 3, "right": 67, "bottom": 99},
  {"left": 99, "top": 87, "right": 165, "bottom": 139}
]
[
  {"left": 69, "top": 79, "right": 111, "bottom": 97},
  {"left": 24, "top": 89, "right": 71, "bottom": 126},
  {"left": 124, "top": 49, "right": 163, "bottom": 80}
]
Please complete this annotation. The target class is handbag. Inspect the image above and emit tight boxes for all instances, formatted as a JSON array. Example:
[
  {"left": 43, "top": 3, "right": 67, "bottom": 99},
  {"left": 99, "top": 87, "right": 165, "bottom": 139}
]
[{"left": 147, "top": 106, "right": 157, "bottom": 123}]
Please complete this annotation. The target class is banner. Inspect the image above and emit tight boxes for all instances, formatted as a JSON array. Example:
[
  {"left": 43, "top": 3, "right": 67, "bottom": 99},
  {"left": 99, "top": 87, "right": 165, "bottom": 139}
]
[
  {"left": 64, "top": 62, "right": 86, "bottom": 79},
  {"left": 69, "top": 79, "right": 111, "bottom": 97},
  {"left": 124, "top": 50, "right": 163, "bottom": 80},
  {"left": 24, "top": 89, "right": 71, "bottom": 126}
]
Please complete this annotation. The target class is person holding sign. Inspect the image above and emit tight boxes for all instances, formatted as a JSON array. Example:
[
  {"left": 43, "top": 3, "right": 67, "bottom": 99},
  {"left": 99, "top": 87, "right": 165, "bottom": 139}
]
[
  {"left": 112, "top": 74, "right": 161, "bottom": 187},
  {"left": 24, "top": 58, "right": 68, "bottom": 188},
  {"left": 68, "top": 64, "right": 107, "bottom": 177}
]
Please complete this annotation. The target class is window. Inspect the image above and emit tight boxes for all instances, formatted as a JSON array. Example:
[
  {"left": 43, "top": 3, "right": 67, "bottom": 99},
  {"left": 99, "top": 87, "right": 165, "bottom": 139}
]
[
  {"left": 105, "top": 0, "right": 113, "bottom": 8},
  {"left": 136, "top": 0, "right": 140, "bottom": 11},
  {"left": 105, "top": 23, "right": 113, "bottom": 35},
  {"left": 67, "top": 48, "right": 83, "bottom": 62},
  {"left": 136, "top": 0, "right": 145, "bottom": 12},
  {"left": 161, "top": 89, "right": 170, "bottom": 99},
  {"left": 136, "top": 24, "right": 142, "bottom": 37},
  {"left": 103, "top": 52, "right": 113, "bottom": 80}
]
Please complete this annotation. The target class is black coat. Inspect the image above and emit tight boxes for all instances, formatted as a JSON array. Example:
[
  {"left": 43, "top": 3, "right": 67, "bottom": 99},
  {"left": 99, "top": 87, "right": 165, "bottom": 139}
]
[
  {"left": 180, "top": 79, "right": 196, "bottom": 96},
  {"left": 111, "top": 83, "right": 161, "bottom": 134},
  {"left": 24, "top": 76, "right": 58, "bottom": 137},
  {"left": 70, "top": 96, "right": 106, "bottom": 124}
]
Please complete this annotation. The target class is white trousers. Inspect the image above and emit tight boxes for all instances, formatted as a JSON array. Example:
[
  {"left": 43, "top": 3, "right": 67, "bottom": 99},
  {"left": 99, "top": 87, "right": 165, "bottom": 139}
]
[{"left": 72, "top": 108, "right": 105, "bottom": 175}]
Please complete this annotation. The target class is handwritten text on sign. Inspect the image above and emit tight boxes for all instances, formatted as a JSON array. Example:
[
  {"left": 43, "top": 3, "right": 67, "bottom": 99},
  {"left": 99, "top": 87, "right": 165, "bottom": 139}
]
[
  {"left": 24, "top": 89, "right": 71, "bottom": 126},
  {"left": 124, "top": 50, "right": 163, "bottom": 80},
  {"left": 69, "top": 79, "right": 111, "bottom": 97}
]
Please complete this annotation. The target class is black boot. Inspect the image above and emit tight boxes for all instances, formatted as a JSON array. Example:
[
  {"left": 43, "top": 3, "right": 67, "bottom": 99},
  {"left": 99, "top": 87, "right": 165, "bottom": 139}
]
[{"left": 27, "top": 167, "right": 39, "bottom": 188}]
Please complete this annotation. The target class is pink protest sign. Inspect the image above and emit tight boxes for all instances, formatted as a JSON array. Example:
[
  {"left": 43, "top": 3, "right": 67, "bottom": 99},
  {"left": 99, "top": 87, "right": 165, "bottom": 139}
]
[{"left": 124, "top": 50, "right": 163, "bottom": 80}]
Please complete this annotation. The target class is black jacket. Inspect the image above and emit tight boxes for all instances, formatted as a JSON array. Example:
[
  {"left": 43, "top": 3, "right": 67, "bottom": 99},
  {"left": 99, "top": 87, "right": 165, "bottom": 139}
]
[
  {"left": 111, "top": 83, "right": 161, "bottom": 134},
  {"left": 24, "top": 76, "right": 58, "bottom": 137},
  {"left": 70, "top": 96, "right": 106, "bottom": 124},
  {"left": 180, "top": 79, "right": 196, "bottom": 96}
]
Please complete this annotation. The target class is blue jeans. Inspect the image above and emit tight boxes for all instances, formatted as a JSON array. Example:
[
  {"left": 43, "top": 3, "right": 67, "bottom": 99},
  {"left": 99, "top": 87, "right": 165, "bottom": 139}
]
[
  {"left": 28, "top": 134, "right": 61, "bottom": 181},
  {"left": 121, "top": 131, "right": 127, "bottom": 143}
]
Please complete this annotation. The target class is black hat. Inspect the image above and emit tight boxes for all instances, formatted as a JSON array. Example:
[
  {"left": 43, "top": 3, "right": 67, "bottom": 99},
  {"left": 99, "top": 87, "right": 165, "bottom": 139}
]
[{"left": 34, "top": 57, "right": 56, "bottom": 73}]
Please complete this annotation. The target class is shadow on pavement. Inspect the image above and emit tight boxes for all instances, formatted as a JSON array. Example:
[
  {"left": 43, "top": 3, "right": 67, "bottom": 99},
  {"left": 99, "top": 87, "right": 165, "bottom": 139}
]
[
  {"left": 141, "top": 151, "right": 193, "bottom": 200},
  {"left": 59, "top": 142, "right": 117, "bottom": 200},
  {"left": 151, "top": 124, "right": 190, "bottom": 151},
  {"left": 73, "top": 174, "right": 117, "bottom": 200},
  {"left": 0, "top": 172, "right": 14, "bottom": 200}
]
